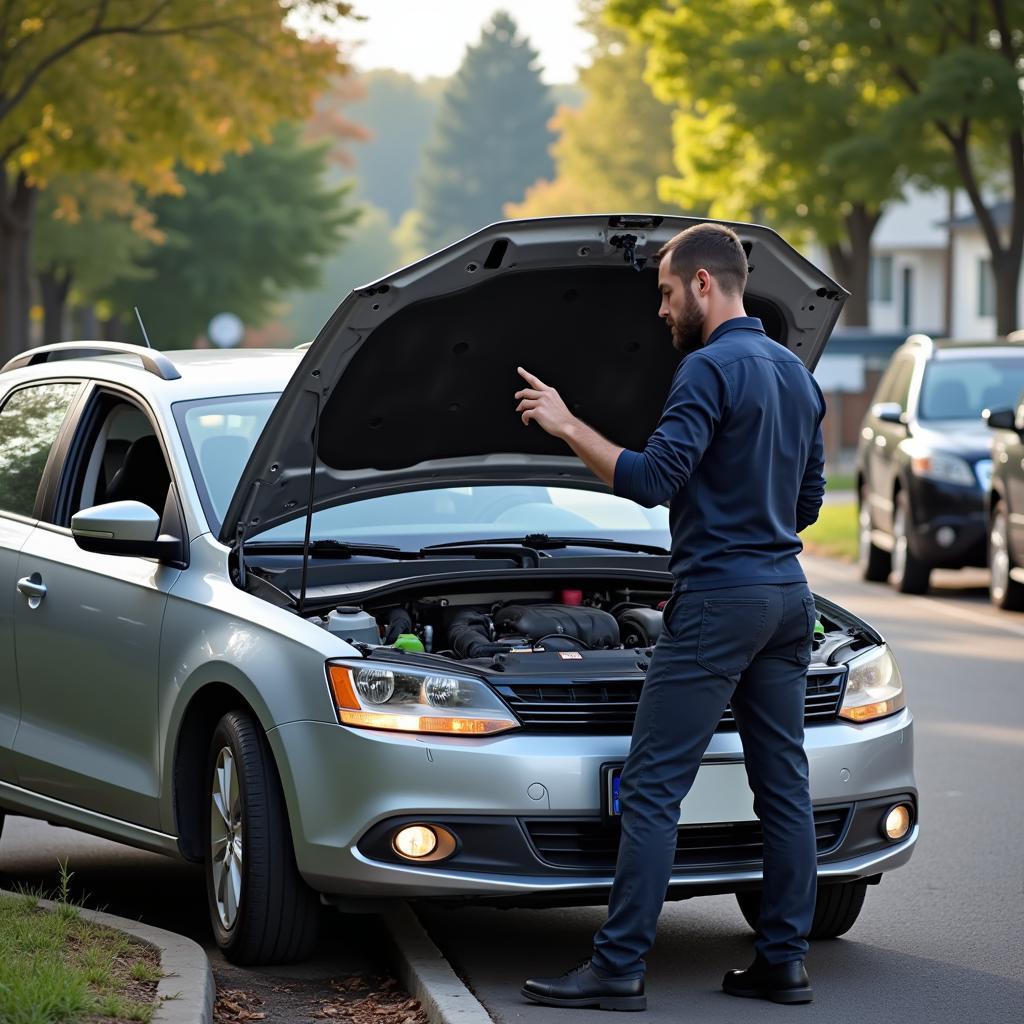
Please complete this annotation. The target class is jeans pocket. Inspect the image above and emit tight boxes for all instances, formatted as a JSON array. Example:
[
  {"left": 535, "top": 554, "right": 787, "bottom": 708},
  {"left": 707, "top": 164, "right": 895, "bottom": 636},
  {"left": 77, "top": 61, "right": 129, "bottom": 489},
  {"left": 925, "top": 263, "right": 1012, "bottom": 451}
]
[
  {"left": 795, "top": 595, "right": 817, "bottom": 666},
  {"left": 696, "top": 598, "right": 768, "bottom": 679}
]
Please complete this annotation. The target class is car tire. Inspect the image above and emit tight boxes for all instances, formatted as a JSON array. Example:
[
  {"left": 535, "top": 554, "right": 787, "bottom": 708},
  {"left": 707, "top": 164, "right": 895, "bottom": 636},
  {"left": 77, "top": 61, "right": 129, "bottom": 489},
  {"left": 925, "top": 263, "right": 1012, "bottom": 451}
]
[
  {"left": 204, "top": 710, "right": 320, "bottom": 965},
  {"left": 735, "top": 881, "right": 867, "bottom": 940},
  {"left": 890, "top": 492, "right": 930, "bottom": 594},
  {"left": 858, "top": 485, "right": 890, "bottom": 582},
  {"left": 989, "top": 501, "right": 1024, "bottom": 611},
  {"left": 0, "top": 808, "right": 5, "bottom": 842}
]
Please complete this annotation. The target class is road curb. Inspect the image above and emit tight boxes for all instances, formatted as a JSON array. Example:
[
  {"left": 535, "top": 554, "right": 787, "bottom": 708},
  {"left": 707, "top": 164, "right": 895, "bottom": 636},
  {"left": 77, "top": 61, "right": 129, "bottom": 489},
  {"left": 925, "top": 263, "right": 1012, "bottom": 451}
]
[
  {"left": 382, "top": 902, "right": 494, "bottom": 1024},
  {"left": 1, "top": 889, "right": 214, "bottom": 1024}
]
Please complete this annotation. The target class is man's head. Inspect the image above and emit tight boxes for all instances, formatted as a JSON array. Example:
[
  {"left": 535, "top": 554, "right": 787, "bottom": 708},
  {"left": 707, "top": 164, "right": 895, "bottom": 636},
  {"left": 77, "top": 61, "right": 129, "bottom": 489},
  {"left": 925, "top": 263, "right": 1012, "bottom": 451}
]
[{"left": 656, "top": 223, "right": 749, "bottom": 354}]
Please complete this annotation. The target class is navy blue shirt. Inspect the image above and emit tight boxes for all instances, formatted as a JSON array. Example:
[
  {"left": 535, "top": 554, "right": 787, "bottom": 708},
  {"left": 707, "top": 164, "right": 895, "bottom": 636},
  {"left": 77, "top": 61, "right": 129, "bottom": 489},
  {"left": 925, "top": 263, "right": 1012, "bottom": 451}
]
[{"left": 613, "top": 317, "right": 826, "bottom": 589}]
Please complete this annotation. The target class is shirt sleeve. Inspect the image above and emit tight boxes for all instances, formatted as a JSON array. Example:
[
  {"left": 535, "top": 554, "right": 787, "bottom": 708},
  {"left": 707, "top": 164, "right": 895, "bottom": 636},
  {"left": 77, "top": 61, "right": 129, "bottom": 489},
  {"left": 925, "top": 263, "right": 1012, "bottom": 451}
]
[
  {"left": 796, "top": 388, "right": 827, "bottom": 532},
  {"left": 612, "top": 352, "right": 730, "bottom": 508}
]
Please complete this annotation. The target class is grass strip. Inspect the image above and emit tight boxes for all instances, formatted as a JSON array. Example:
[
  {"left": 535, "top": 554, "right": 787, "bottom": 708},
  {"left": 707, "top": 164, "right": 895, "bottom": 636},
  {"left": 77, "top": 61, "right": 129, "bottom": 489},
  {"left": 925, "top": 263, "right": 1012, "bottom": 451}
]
[
  {"left": 0, "top": 872, "right": 161, "bottom": 1024},
  {"left": 802, "top": 502, "right": 858, "bottom": 562}
]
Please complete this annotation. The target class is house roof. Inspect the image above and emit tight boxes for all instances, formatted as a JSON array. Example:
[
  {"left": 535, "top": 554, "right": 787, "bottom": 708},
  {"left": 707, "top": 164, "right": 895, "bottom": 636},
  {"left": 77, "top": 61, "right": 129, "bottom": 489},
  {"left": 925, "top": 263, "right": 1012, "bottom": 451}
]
[{"left": 939, "top": 199, "right": 1013, "bottom": 231}]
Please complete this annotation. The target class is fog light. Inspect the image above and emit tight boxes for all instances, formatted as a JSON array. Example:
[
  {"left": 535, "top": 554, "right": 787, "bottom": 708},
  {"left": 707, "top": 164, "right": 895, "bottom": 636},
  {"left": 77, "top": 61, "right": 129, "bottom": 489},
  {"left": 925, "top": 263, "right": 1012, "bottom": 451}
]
[
  {"left": 882, "top": 804, "right": 912, "bottom": 841},
  {"left": 935, "top": 526, "right": 956, "bottom": 548},
  {"left": 393, "top": 826, "right": 437, "bottom": 859}
]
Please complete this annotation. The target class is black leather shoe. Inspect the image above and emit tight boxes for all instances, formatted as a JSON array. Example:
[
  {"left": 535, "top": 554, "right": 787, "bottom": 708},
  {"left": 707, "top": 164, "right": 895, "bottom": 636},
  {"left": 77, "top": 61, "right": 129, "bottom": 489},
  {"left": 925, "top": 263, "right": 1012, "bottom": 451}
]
[
  {"left": 722, "top": 955, "right": 813, "bottom": 1004},
  {"left": 522, "top": 959, "right": 646, "bottom": 1011}
]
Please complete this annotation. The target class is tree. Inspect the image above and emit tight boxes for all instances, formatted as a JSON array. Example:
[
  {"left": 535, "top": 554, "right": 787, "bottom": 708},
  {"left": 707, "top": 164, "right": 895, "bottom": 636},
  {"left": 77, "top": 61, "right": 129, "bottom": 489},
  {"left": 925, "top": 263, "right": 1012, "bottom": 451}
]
[
  {"left": 33, "top": 173, "right": 161, "bottom": 342},
  {"left": 0, "top": 0, "right": 357, "bottom": 357},
  {"left": 101, "top": 122, "right": 359, "bottom": 347},
  {"left": 508, "top": 0, "right": 676, "bottom": 218},
  {"left": 345, "top": 70, "right": 443, "bottom": 221},
  {"left": 824, "top": 0, "right": 1024, "bottom": 335},
  {"left": 415, "top": 11, "right": 555, "bottom": 251},
  {"left": 606, "top": 0, "right": 913, "bottom": 325}
]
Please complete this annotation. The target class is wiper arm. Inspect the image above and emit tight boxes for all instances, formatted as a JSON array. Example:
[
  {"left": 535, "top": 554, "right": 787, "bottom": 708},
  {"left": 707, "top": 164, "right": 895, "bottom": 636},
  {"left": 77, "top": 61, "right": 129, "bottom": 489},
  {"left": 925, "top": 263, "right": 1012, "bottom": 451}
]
[
  {"left": 421, "top": 534, "right": 670, "bottom": 556},
  {"left": 245, "top": 539, "right": 424, "bottom": 560}
]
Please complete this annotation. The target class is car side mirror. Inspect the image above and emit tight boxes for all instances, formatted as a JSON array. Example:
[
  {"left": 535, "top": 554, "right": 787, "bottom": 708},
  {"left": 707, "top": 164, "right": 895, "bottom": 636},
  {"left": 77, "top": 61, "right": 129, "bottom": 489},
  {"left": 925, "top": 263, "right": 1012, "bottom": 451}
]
[
  {"left": 985, "top": 407, "right": 1017, "bottom": 430},
  {"left": 872, "top": 402, "right": 906, "bottom": 425},
  {"left": 71, "top": 500, "right": 180, "bottom": 560}
]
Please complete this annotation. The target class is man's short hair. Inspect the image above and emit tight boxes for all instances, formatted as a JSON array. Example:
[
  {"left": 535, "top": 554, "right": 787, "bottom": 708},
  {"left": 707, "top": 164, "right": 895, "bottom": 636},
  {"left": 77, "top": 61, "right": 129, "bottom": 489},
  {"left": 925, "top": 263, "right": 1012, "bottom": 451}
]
[{"left": 655, "top": 222, "right": 748, "bottom": 296}]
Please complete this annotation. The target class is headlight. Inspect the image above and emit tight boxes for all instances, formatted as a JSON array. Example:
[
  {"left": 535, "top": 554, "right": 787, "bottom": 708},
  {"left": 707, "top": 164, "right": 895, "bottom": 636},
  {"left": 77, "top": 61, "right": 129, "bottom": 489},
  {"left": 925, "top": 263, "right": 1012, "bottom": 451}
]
[
  {"left": 909, "top": 450, "right": 975, "bottom": 487},
  {"left": 839, "top": 646, "right": 906, "bottom": 723},
  {"left": 327, "top": 660, "right": 520, "bottom": 735}
]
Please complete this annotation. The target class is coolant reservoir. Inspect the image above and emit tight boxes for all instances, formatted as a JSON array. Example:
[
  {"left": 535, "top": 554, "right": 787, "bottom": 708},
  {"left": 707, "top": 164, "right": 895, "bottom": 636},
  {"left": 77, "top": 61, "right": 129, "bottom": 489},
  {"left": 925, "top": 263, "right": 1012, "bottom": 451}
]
[{"left": 325, "top": 606, "right": 381, "bottom": 645}]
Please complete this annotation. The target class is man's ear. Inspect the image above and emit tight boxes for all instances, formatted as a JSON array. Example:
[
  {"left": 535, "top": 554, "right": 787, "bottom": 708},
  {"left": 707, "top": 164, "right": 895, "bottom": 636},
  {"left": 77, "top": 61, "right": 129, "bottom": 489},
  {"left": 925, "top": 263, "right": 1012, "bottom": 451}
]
[{"left": 693, "top": 269, "right": 710, "bottom": 296}]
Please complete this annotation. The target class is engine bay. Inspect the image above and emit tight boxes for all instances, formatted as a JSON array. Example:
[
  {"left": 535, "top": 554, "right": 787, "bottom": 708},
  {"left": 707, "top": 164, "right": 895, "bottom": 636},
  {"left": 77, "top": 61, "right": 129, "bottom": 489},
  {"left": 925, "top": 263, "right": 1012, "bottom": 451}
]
[{"left": 310, "top": 583, "right": 871, "bottom": 669}]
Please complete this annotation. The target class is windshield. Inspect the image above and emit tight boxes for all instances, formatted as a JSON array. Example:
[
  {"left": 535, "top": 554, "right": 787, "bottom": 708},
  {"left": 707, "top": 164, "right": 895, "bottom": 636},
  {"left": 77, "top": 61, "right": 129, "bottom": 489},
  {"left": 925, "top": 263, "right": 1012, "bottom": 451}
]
[
  {"left": 174, "top": 394, "right": 671, "bottom": 549},
  {"left": 918, "top": 356, "right": 1024, "bottom": 422}
]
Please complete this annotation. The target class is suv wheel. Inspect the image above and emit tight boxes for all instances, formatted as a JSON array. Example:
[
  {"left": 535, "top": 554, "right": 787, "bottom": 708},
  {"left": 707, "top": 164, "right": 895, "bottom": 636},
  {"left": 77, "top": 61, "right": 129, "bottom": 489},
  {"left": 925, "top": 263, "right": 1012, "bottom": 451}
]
[
  {"left": 735, "top": 881, "right": 867, "bottom": 940},
  {"left": 205, "top": 710, "right": 320, "bottom": 965},
  {"left": 858, "top": 485, "right": 890, "bottom": 582},
  {"left": 989, "top": 501, "right": 1024, "bottom": 610},
  {"left": 891, "top": 492, "right": 930, "bottom": 594}
]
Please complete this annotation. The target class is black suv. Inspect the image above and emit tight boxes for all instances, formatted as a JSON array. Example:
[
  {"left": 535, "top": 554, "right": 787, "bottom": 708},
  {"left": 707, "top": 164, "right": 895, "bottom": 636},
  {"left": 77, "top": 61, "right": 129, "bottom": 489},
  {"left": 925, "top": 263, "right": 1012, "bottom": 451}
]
[
  {"left": 857, "top": 335, "right": 1024, "bottom": 593},
  {"left": 985, "top": 386, "right": 1024, "bottom": 610}
]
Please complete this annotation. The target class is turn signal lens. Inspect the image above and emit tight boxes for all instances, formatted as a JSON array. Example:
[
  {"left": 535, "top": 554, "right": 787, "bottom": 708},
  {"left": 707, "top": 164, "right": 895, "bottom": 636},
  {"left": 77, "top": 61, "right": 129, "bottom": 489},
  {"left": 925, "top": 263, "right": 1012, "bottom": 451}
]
[
  {"left": 882, "top": 804, "right": 912, "bottom": 841},
  {"left": 839, "top": 647, "right": 906, "bottom": 723}
]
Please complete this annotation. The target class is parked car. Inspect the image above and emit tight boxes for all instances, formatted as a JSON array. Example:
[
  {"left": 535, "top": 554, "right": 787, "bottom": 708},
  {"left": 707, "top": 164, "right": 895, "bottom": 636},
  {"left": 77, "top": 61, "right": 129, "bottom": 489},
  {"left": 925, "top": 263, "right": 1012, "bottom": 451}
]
[
  {"left": 856, "top": 334, "right": 1024, "bottom": 593},
  {"left": 985, "top": 387, "right": 1024, "bottom": 610},
  {"left": 0, "top": 215, "right": 916, "bottom": 965}
]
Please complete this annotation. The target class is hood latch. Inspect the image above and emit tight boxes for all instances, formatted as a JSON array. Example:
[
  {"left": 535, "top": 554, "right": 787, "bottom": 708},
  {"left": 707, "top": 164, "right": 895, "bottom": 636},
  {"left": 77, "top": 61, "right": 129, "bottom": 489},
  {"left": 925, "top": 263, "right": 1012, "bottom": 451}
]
[{"left": 610, "top": 233, "right": 648, "bottom": 272}]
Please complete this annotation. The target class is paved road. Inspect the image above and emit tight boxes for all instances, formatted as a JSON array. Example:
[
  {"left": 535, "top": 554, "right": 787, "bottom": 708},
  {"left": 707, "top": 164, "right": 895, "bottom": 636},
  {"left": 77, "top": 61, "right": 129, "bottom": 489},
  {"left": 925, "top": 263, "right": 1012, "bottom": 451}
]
[
  {"left": 1, "top": 557, "right": 1021, "bottom": 1022},
  {"left": 414, "top": 557, "right": 1024, "bottom": 1024}
]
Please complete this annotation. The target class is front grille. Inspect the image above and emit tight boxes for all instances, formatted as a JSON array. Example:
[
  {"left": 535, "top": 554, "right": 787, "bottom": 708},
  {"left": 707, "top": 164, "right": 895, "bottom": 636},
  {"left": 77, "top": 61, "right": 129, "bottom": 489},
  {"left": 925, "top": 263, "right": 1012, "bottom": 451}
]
[
  {"left": 493, "top": 669, "right": 845, "bottom": 734},
  {"left": 523, "top": 806, "right": 851, "bottom": 871}
]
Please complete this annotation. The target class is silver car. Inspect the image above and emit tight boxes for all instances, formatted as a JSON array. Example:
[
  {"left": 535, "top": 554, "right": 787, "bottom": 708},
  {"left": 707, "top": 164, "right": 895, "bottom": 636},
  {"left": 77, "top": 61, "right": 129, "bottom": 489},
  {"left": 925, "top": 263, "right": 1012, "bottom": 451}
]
[{"left": 0, "top": 215, "right": 916, "bottom": 965}]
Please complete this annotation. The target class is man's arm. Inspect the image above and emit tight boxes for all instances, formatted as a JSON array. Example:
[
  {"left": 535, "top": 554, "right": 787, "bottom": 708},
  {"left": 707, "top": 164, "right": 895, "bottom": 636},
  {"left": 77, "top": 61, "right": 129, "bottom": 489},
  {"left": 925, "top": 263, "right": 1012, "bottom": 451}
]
[
  {"left": 796, "top": 413, "right": 826, "bottom": 533},
  {"left": 514, "top": 357, "right": 729, "bottom": 507}
]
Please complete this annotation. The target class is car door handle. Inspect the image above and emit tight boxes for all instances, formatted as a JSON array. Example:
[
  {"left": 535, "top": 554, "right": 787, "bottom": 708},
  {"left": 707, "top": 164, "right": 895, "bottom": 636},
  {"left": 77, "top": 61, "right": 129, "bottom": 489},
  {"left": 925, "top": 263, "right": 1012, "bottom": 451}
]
[{"left": 17, "top": 573, "right": 47, "bottom": 607}]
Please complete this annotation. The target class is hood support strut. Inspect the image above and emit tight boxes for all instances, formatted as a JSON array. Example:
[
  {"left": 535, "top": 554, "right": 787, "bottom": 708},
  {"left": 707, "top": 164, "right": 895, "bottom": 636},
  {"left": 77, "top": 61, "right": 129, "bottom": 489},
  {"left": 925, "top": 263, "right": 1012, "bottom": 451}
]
[{"left": 297, "top": 388, "right": 323, "bottom": 617}]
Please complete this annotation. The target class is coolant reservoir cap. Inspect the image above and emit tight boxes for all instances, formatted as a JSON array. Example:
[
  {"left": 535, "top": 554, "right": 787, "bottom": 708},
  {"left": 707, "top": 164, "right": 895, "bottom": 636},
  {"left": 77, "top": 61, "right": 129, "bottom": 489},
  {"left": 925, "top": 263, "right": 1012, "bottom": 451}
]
[{"left": 335, "top": 605, "right": 360, "bottom": 614}]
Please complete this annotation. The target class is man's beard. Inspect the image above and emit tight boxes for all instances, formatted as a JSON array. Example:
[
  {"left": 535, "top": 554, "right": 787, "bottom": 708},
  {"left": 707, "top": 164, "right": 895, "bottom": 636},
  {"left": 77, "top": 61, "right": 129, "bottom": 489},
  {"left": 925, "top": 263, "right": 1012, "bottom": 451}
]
[{"left": 669, "top": 289, "right": 705, "bottom": 354}]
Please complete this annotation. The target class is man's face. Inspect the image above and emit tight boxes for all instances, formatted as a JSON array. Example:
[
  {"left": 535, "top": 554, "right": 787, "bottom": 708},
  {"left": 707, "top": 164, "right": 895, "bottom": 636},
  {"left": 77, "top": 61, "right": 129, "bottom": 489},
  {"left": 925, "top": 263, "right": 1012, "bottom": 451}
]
[{"left": 658, "top": 259, "right": 705, "bottom": 354}]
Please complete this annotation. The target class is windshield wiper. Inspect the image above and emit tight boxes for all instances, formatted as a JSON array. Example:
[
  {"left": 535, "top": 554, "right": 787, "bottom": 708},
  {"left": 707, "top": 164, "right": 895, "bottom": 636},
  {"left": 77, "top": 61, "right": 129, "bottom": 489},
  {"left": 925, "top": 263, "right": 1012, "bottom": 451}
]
[
  {"left": 245, "top": 539, "right": 425, "bottom": 560},
  {"left": 421, "top": 534, "right": 670, "bottom": 557}
]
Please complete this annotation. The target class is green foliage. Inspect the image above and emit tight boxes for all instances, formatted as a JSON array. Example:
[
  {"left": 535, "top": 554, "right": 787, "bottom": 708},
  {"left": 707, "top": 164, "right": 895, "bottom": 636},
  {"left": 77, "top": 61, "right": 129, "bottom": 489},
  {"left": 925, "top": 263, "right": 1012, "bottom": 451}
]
[
  {"left": 282, "top": 201, "right": 400, "bottom": 344},
  {"left": 605, "top": 0, "right": 908, "bottom": 242},
  {"left": 415, "top": 11, "right": 556, "bottom": 251},
  {"left": 102, "top": 122, "right": 359, "bottom": 347},
  {"left": 33, "top": 173, "right": 158, "bottom": 299},
  {"left": 509, "top": 0, "right": 676, "bottom": 217},
  {"left": 348, "top": 70, "right": 443, "bottom": 220},
  {"left": 0, "top": 1, "right": 357, "bottom": 191}
]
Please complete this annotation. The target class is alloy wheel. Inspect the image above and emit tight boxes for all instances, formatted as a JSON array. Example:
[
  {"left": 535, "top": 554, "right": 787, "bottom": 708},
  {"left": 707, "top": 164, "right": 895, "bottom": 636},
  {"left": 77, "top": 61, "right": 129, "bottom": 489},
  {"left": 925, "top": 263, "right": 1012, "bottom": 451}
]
[
  {"left": 210, "top": 746, "right": 243, "bottom": 930},
  {"left": 990, "top": 510, "right": 1011, "bottom": 604}
]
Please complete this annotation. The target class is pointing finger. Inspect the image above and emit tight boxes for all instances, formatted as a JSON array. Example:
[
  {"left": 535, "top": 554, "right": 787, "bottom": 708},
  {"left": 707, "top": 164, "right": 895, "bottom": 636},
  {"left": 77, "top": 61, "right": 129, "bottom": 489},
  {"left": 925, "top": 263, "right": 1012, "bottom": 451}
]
[{"left": 517, "top": 366, "right": 545, "bottom": 389}]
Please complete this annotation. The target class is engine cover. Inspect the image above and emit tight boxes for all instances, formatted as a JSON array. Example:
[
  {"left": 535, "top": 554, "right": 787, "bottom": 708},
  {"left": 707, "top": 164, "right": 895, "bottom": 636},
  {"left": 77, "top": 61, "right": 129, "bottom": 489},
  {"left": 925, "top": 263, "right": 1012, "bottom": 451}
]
[{"left": 493, "top": 604, "right": 620, "bottom": 650}]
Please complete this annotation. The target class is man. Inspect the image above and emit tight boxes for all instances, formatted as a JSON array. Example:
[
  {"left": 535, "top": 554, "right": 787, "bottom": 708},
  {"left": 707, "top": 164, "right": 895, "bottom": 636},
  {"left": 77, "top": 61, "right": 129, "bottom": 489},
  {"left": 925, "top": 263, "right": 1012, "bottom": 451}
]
[{"left": 514, "top": 222, "right": 826, "bottom": 1008}]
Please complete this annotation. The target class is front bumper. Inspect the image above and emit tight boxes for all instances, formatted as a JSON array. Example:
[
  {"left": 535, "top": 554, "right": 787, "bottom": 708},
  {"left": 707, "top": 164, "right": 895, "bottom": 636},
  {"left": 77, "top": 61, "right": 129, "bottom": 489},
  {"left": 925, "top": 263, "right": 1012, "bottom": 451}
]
[
  {"left": 268, "top": 707, "right": 916, "bottom": 900},
  {"left": 906, "top": 476, "right": 987, "bottom": 566}
]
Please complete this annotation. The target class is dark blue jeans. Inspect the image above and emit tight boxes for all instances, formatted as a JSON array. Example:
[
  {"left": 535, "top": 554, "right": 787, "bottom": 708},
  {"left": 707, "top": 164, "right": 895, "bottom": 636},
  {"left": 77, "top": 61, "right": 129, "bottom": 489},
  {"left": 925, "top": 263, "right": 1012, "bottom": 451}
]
[{"left": 590, "top": 582, "right": 818, "bottom": 978}]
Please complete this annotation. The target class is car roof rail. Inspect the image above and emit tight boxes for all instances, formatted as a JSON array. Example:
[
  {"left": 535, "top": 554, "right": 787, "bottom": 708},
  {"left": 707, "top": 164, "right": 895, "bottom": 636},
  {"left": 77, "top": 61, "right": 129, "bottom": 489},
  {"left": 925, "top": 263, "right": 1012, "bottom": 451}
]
[{"left": 1, "top": 341, "right": 182, "bottom": 380}]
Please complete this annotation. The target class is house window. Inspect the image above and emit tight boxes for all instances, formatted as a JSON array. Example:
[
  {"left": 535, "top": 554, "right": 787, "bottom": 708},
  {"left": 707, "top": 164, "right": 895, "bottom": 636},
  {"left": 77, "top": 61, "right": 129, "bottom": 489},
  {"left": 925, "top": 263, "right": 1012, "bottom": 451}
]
[
  {"left": 977, "top": 259, "right": 995, "bottom": 317},
  {"left": 870, "top": 255, "right": 893, "bottom": 303}
]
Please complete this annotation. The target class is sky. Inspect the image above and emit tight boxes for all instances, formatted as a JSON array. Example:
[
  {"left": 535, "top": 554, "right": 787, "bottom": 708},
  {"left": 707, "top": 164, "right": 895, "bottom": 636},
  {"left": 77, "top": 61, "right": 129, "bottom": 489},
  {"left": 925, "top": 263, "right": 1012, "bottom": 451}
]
[{"left": 344, "top": 0, "right": 595, "bottom": 84}]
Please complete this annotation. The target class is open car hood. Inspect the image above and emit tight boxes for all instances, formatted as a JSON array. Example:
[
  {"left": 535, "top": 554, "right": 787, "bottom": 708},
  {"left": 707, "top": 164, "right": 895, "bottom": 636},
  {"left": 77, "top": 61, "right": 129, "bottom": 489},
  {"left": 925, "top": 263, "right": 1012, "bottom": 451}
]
[{"left": 220, "top": 214, "right": 847, "bottom": 545}]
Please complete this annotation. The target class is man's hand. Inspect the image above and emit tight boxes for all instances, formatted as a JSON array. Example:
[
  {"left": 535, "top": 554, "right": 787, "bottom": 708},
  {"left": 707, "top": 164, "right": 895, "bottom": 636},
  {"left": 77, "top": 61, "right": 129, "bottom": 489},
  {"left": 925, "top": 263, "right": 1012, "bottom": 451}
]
[
  {"left": 514, "top": 366, "right": 577, "bottom": 439},
  {"left": 513, "top": 365, "right": 624, "bottom": 488}
]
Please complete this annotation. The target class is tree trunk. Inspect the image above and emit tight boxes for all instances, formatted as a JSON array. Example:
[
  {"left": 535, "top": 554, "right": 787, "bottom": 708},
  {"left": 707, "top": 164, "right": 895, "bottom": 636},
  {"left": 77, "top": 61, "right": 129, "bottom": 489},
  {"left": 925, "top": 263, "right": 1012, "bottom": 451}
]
[
  {"left": 38, "top": 266, "right": 72, "bottom": 344},
  {"left": 826, "top": 203, "right": 879, "bottom": 328},
  {"left": 75, "top": 304, "right": 99, "bottom": 338},
  {"left": 0, "top": 170, "right": 37, "bottom": 361},
  {"left": 993, "top": 254, "right": 1021, "bottom": 336}
]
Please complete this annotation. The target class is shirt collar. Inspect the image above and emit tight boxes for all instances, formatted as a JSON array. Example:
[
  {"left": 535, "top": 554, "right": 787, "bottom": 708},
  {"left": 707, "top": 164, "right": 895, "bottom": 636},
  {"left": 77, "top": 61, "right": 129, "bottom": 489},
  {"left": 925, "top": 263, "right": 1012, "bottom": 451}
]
[{"left": 705, "top": 316, "right": 765, "bottom": 347}]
